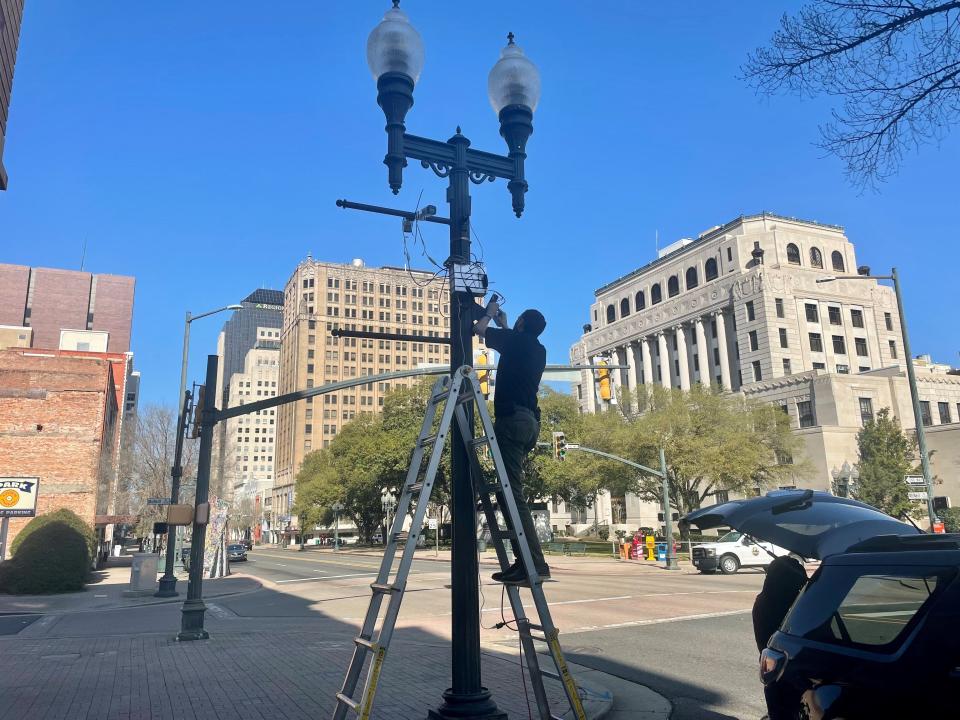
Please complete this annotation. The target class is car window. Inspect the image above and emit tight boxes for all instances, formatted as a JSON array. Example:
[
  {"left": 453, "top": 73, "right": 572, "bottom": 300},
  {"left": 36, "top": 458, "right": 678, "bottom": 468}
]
[
  {"left": 782, "top": 566, "right": 953, "bottom": 650},
  {"left": 835, "top": 574, "right": 936, "bottom": 646},
  {"left": 717, "top": 531, "right": 742, "bottom": 543}
]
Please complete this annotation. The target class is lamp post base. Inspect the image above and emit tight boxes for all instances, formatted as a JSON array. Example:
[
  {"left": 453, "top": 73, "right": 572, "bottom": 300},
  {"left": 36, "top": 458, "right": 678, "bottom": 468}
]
[
  {"left": 178, "top": 599, "right": 209, "bottom": 641},
  {"left": 427, "top": 687, "right": 507, "bottom": 720},
  {"left": 155, "top": 575, "right": 179, "bottom": 598}
]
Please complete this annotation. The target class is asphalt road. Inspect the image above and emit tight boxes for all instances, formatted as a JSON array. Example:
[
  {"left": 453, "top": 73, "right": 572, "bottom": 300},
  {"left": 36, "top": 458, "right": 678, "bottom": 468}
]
[
  {"left": 237, "top": 546, "right": 770, "bottom": 719},
  {"left": 561, "top": 613, "right": 763, "bottom": 720}
]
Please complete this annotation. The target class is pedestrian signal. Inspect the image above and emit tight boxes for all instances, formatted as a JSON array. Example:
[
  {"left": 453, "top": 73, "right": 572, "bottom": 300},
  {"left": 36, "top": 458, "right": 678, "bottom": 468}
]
[
  {"left": 552, "top": 431, "right": 567, "bottom": 461},
  {"left": 597, "top": 360, "right": 611, "bottom": 401},
  {"left": 189, "top": 385, "right": 206, "bottom": 439},
  {"left": 657, "top": 512, "right": 679, "bottom": 522},
  {"left": 476, "top": 351, "right": 490, "bottom": 399}
]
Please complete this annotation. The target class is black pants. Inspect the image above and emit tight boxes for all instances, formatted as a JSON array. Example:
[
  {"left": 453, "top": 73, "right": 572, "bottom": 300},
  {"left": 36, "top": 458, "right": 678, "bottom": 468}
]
[{"left": 493, "top": 408, "right": 547, "bottom": 570}]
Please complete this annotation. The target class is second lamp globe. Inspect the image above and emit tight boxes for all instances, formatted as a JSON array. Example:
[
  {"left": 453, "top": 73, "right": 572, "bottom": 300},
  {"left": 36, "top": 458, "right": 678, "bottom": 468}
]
[{"left": 487, "top": 34, "right": 541, "bottom": 116}]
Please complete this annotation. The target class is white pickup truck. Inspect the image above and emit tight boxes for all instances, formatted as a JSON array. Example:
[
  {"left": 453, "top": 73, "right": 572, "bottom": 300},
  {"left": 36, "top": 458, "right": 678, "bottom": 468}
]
[{"left": 692, "top": 531, "right": 798, "bottom": 574}]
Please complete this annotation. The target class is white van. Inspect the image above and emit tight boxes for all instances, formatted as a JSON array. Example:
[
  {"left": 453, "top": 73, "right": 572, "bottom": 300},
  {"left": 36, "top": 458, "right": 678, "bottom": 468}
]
[{"left": 692, "top": 530, "right": 797, "bottom": 574}]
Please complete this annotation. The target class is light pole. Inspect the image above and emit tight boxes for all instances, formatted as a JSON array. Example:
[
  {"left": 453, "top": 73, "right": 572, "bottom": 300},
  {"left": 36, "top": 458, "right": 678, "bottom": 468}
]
[
  {"left": 332, "top": 502, "right": 344, "bottom": 551},
  {"left": 156, "top": 303, "right": 242, "bottom": 598},
  {"left": 817, "top": 268, "right": 937, "bottom": 527},
  {"left": 381, "top": 487, "right": 397, "bottom": 544},
  {"left": 365, "top": 5, "right": 540, "bottom": 717}
]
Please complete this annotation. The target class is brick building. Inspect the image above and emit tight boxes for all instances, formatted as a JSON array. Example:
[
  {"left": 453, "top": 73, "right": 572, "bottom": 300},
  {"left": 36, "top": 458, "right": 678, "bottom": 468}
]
[
  {"left": 0, "top": 264, "right": 135, "bottom": 353},
  {"left": 0, "top": 349, "right": 120, "bottom": 558}
]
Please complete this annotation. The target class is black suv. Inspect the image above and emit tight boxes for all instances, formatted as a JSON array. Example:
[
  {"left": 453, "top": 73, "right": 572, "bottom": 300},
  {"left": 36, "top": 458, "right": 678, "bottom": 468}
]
[{"left": 682, "top": 491, "right": 960, "bottom": 719}]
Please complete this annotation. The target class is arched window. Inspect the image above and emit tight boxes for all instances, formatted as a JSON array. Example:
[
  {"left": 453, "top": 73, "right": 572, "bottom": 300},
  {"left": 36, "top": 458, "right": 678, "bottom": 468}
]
[
  {"left": 620, "top": 298, "right": 630, "bottom": 318},
  {"left": 606, "top": 304, "right": 616, "bottom": 323},
  {"left": 686, "top": 266, "right": 698, "bottom": 290},
  {"left": 786, "top": 243, "right": 801, "bottom": 265},
  {"left": 831, "top": 251, "right": 845, "bottom": 272},
  {"left": 651, "top": 283, "right": 662, "bottom": 305},
  {"left": 810, "top": 247, "right": 823, "bottom": 268},
  {"left": 635, "top": 290, "right": 645, "bottom": 311},
  {"left": 705, "top": 257, "right": 718, "bottom": 281},
  {"left": 668, "top": 275, "right": 680, "bottom": 297}
]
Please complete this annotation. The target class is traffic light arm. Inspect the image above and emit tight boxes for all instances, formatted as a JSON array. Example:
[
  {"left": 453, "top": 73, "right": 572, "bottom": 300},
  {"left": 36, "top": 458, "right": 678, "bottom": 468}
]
[{"left": 561, "top": 444, "right": 664, "bottom": 479}]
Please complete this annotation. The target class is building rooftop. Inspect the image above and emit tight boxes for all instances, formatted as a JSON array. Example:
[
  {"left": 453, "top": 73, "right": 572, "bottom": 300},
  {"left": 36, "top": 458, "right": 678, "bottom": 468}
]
[
  {"left": 595, "top": 211, "right": 845, "bottom": 296},
  {"left": 243, "top": 289, "right": 284, "bottom": 306}
]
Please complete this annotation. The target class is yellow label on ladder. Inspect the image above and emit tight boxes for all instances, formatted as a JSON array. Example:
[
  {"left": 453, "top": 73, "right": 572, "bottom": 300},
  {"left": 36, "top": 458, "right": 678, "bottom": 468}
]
[
  {"left": 360, "top": 646, "right": 386, "bottom": 720},
  {"left": 549, "top": 632, "right": 587, "bottom": 720}
]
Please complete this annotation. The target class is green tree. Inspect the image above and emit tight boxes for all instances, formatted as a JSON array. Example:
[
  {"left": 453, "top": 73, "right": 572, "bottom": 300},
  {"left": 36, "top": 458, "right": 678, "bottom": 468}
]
[
  {"left": 623, "top": 385, "right": 807, "bottom": 521},
  {"left": 854, "top": 408, "right": 920, "bottom": 517},
  {"left": 293, "top": 378, "right": 454, "bottom": 542}
]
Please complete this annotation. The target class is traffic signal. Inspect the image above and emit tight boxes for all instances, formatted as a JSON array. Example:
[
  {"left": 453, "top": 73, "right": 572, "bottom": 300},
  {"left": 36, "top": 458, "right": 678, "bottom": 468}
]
[
  {"left": 597, "top": 360, "right": 611, "bottom": 401},
  {"left": 189, "top": 385, "right": 206, "bottom": 439},
  {"left": 552, "top": 431, "right": 567, "bottom": 461},
  {"left": 657, "top": 512, "right": 679, "bottom": 522},
  {"left": 476, "top": 351, "right": 490, "bottom": 399}
]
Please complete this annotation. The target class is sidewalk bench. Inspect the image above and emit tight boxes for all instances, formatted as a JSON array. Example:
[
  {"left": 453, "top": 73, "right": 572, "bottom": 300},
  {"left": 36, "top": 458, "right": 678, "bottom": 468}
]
[
  {"left": 545, "top": 542, "right": 566, "bottom": 555},
  {"left": 566, "top": 543, "right": 587, "bottom": 556}
]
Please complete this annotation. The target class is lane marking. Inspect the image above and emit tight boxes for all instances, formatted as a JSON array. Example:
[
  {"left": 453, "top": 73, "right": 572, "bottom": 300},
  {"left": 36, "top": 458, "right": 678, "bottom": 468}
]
[
  {"left": 274, "top": 570, "right": 441, "bottom": 585},
  {"left": 564, "top": 608, "right": 752, "bottom": 633}
]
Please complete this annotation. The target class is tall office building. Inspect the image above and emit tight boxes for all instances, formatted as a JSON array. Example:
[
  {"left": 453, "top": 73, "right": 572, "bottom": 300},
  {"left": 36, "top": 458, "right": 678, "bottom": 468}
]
[
  {"left": 568, "top": 212, "right": 960, "bottom": 531},
  {"left": 272, "top": 257, "right": 451, "bottom": 540},
  {"left": 0, "top": 0, "right": 25, "bottom": 190},
  {"left": 211, "top": 289, "right": 283, "bottom": 504},
  {"left": 0, "top": 264, "right": 135, "bottom": 352}
]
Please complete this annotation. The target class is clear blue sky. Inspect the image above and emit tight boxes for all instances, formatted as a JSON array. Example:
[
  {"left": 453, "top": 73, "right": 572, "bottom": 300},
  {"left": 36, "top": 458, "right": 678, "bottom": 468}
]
[{"left": 3, "top": 2, "right": 958, "bottom": 406}]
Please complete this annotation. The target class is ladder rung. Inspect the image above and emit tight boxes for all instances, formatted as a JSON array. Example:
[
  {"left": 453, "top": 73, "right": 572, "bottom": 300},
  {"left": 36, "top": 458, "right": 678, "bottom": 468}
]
[
  {"left": 335, "top": 693, "right": 360, "bottom": 712},
  {"left": 431, "top": 390, "right": 450, "bottom": 405},
  {"left": 370, "top": 582, "right": 398, "bottom": 595},
  {"left": 469, "top": 436, "right": 490, "bottom": 447},
  {"left": 479, "top": 482, "right": 501, "bottom": 493},
  {"left": 419, "top": 434, "right": 438, "bottom": 448},
  {"left": 354, "top": 636, "right": 377, "bottom": 651},
  {"left": 491, "top": 529, "right": 517, "bottom": 541},
  {"left": 539, "top": 668, "right": 561, "bottom": 681},
  {"left": 526, "top": 622, "right": 545, "bottom": 632},
  {"left": 392, "top": 531, "right": 409, "bottom": 542},
  {"left": 408, "top": 481, "right": 424, "bottom": 493}
]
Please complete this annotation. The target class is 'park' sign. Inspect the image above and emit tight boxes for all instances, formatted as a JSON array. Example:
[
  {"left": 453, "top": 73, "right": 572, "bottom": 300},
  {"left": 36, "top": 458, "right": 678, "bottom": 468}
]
[{"left": 0, "top": 478, "right": 40, "bottom": 518}]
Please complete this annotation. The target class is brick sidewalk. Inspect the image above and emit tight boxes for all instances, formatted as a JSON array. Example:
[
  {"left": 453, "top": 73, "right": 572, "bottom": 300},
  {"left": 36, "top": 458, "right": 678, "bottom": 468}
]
[{"left": 0, "top": 628, "right": 593, "bottom": 720}]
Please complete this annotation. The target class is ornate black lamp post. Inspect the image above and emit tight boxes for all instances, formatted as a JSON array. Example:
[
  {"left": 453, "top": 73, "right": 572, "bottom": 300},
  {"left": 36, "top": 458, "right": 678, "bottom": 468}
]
[{"left": 366, "top": 4, "right": 540, "bottom": 718}]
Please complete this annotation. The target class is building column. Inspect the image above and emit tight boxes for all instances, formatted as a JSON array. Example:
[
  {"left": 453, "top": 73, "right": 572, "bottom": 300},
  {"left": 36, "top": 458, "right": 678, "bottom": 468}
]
[
  {"left": 674, "top": 324, "right": 691, "bottom": 391},
  {"left": 641, "top": 337, "right": 654, "bottom": 386},
  {"left": 714, "top": 310, "right": 732, "bottom": 391},
  {"left": 583, "top": 369, "right": 596, "bottom": 413},
  {"left": 694, "top": 317, "right": 709, "bottom": 385},
  {"left": 625, "top": 342, "right": 639, "bottom": 412},
  {"left": 657, "top": 332, "right": 671, "bottom": 388}
]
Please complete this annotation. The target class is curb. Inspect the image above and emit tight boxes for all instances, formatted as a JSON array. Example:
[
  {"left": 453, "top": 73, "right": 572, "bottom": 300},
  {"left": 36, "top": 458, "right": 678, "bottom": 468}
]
[{"left": 0, "top": 577, "right": 265, "bottom": 616}]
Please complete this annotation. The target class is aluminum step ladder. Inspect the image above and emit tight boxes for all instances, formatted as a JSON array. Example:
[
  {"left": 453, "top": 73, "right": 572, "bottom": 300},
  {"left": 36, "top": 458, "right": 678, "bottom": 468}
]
[{"left": 332, "top": 366, "right": 586, "bottom": 720}]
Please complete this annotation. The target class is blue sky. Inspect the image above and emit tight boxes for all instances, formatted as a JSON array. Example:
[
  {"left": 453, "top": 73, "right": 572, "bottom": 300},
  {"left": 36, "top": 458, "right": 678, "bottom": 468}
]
[{"left": 3, "top": 1, "right": 958, "bottom": 406}]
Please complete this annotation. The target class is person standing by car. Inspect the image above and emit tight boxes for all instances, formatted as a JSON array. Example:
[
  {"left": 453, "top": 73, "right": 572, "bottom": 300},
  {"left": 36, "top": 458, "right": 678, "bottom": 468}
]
[
  {"left": 472, "top": 300, "right": 549, "bottom": 584},
  {"left": 753, "top": 555, "right": 807, "bottom": 719}
]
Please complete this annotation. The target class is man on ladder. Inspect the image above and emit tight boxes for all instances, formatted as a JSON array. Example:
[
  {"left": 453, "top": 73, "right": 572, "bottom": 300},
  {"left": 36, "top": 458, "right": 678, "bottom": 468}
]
[{"left": 473, "top": 299, "right": 551, "bottom": 584}]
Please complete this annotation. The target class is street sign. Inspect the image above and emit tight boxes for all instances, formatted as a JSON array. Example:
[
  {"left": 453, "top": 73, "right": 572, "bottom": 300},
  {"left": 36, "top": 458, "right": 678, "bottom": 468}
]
[
  {"left": 0, "top": 477, "right": 40, "bottom": 518},
  {"left": 428, "top": 518, "right": 438, "bottom": 530},
  {"left": 908, "top": 491, "right": 929, "bottom": 501},
  {"left": 904, "top": 475, "right": 926, "bottom": 486},
  {"left": 147, "top": 497, "right": 172, "bottom": 506}
]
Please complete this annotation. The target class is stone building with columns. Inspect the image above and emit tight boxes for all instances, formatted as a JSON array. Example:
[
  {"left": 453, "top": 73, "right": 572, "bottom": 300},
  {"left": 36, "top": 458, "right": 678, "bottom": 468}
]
[{"left": 563, "top": 212, "right": 960, "bottom": 535}]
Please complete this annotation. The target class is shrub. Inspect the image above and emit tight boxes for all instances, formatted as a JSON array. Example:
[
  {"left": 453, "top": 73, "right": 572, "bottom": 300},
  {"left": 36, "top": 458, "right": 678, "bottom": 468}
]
[
  {"left": 939, "top": 507, "right": 960, "bottom": 533},
  {"left": 0, "top": 509, "right": 95, "bottom": 594}
]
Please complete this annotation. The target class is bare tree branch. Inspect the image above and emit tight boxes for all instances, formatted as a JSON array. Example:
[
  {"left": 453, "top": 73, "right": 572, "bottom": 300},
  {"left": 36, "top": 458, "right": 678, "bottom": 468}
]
[{"left": 744, "top": 0, "right": 960, "bottom": 184}]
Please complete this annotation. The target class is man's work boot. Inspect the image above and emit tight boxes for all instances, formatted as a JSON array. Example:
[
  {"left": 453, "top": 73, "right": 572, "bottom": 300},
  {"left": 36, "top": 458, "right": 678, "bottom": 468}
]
[
  {"left": 494, "top": 563, "right": 551, "bottom": 585},
  {"left": 491, "top": 562, "right": 522, "bottom": 582}
]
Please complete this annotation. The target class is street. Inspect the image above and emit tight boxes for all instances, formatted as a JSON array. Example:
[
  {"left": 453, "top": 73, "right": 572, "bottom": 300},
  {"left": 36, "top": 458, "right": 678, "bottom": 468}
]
[{"left": 234, "top": 546, "right": 769, "bottom": 719}]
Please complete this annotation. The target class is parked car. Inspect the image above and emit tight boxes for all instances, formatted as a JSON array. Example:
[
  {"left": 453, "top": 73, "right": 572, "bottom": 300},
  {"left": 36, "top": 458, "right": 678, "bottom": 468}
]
[
  {"left": 240, "top": 539, "right": 253, "bottom": 550},
  {"left": 682, "top": 490, "right": 960, "bottom": 719},
  {"left": 227, "top": 543, "right": 248, "bottom": 562},
  {"left": 692, "top": 530, "right": 797, "bottom": 574}
]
